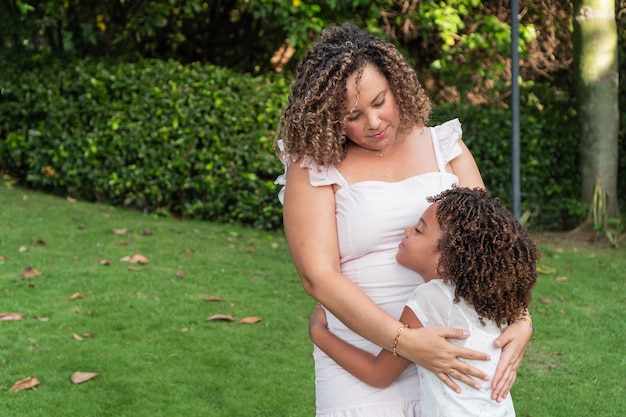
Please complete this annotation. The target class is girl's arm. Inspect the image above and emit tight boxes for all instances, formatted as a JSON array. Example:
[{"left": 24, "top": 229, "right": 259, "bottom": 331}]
[
  {"left": 283, "top": 163, "right": 489, "bottom": 391},
  {"left": 309, "top": 304, "right": 419, "bottom": 388}
]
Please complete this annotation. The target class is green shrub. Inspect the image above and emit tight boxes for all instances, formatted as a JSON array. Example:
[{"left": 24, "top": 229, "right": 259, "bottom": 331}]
[
  {"left": 433, "top": 81, "right": 587, "bottom": 230},
  {"left": 0, "top": 55, "right": 288, "bottom": 229},
  {"left": 0, "top": 54, "right": 622, "bottom": 230}
]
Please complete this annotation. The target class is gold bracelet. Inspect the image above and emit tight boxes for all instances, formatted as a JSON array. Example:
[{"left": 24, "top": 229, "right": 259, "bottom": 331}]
[{"left": 392, "top": 324, "right": 409, "bottom": 357}]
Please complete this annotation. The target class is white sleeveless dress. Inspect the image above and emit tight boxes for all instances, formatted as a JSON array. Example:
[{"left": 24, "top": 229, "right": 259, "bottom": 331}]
[{"left": 277, "top": 119, "right": 465, "bottom": 417}]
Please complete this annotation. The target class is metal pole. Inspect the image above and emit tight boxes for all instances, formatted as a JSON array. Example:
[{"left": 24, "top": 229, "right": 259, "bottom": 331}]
[{"left": 511, "top": 0, "right": 521, "bottom": 220}]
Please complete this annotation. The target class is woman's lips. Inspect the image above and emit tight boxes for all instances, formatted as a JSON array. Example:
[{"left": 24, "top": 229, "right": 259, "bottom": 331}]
[{"left": 371, "top": 127, "right": 387, "bottom": 140}]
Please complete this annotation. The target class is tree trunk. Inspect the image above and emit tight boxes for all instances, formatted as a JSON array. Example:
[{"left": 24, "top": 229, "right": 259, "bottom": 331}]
[{"left": 573, "top": 0, "right": 621, "bottom": 225}]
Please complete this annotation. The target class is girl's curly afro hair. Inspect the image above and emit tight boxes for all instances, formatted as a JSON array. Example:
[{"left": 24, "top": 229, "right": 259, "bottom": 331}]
[{"left": 428, "top": 187, "right": 540, "bottom": 328}]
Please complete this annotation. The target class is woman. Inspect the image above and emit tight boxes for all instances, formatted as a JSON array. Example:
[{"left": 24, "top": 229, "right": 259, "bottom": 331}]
[{"left": 275, "top": 22, "right": 532, "bottom": 416}]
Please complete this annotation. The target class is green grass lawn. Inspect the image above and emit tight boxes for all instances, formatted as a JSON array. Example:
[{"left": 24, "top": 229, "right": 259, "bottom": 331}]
[{"left": 0, "top": 187, "right": 624, "bottom": 416}]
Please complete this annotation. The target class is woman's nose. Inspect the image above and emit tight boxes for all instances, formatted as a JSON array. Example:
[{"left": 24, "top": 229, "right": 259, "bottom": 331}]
[{"left": 366, "top": 112, "right": 381, "bottom": 129}]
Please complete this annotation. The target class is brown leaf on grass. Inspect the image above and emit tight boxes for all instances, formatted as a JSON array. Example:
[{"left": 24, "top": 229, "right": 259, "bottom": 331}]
[
  {"left": 33, "top": 239, "right": 46, "bottom": 246},
  {"left": 206, "top": 314, "right": 235, "bottom": 322},
  {"left": 19, "top": 246, "right": 27, "bottom": 253},
  {"left": 0, "top": 255, "right": 6, "bottom": 261},
  {"left": 204, "top": 296, "right": 224, "bottom": 302},
  {"left": 9, "top": 376, "right": 40, "bottom": 392},
  {"left": 120, "top": 254, "right": 150, "bottom": 264},
  {"left": 555, "top": 276, "right": 569, "bottom": 282},
  {"left": 112, "top": 228, "right": 127, "bottom": 235},
  {"left": 539, "top": 297, "right": 552, "bottom": 304},
  {"left": 22, "top": 266, "right": 42, "bottom": 279},
  {"left": 176, "top": 270, "right": 185, "bottom": 279},
  {"left": 36, "top": 316, "right": 49, "bottom": 322},
  {"left": 181, "top": 327, "right": 190, "bottom": 332},
  {"left": 66, "top": 196, "right": 76, "bottom": 203},
  {"left": 239, "top": 316, "right": 262, "bottom": 324},
  {"left": 71, "top": 372, "right": 99, "bottom": 384},
  {"left": 127, "top": 266, "right": 143, "bottom": 271},
  {"left": 129, "top": 254, "right": 149, "bottom": 264},
  {"left": 73, "top": 333, "right": 83, "bottom": 341},
  {"left": 0, "top": 312, "right": 23, "bottom": 321},
  {"left": 100, "top": 260, "right": 112, "bottom": 266},
  {"left": 67, "top": 292, "right": 86, "bottom": 302}
]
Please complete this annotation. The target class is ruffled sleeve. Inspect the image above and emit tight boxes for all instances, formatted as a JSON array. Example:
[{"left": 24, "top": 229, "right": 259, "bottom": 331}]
[
  {"left": 274, "top": 140, "right": 344, "bottom": 205},
  {"left": 431, "top": 118, "right": 463, "bottom": 170}
]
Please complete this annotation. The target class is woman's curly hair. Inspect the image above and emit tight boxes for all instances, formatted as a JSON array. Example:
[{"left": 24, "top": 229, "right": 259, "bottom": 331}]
[
  {"left": 428, "top": 187, "right": 540, "bottom": 329},
  {"left": 274, "top": 21, "right": 431, "bottom": 167}
]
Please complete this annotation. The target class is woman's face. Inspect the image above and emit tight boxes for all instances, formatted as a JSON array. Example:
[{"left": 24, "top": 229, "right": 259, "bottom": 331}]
[
  {"left": 396, "top": 203, "right": 441, "bottom": 281},
  {"left": 343, "top": 64, "right": 400, "bottom": 152}
]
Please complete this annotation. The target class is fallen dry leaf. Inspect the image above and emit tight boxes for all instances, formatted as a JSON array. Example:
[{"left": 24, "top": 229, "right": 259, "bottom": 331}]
[
  {"left": 67, "top": 196, "right": 76, "bottom": 203},
  {"left": 71, "top": 372, "right": 99, "bottom": 384},
  {"left": 100, "top": 260, "right": 112, "bottom": 266},
  {"left": 67, "top": 292, "right": 86, "bottom": 302},
  {"left": 181, "top": 327, "right": 189, "bottom": 332},
  {"left": 18, "top": 246, "right": 27, "bottom": 253},
  {"left": 0, "top": 255, "right": 6, "bottom": 261},
  {"left": 127, "top": 266, "right": 143, "bottom": 271},
  {"left": 112, "top": 228, "right": 128, "bottom": 235},
  {"left": 9, "top": 376, "right": 40, "bottom": 392},
  {"left": 35, "top": 316, "right": 49, "bottom": 322},
  {"left": 22, "top": 266, "right": 42, "bottom": 279},
  {"left": 555, "top": 276, "right": 569, "bottom": 282},
  {"left": 176, "top": 270, "right": 185, "bottom": 279},
  {"left": 128, "top": 254, "right": 149, "bottom": 264},
  {"left": 206, "top": 314, "right": 235, "bottom": 322},
  {"left": 33, "top": 239, "right": 46, "bottom": 246},
  {"left": 239, "top": 316, "right": 262, "bottom": 324},
  {"left": 536, "top": 264, "right": 556, "bottom": 274},
  {"left": 0, "top": 312, "right": 23, "bottom": 321},
  {"left": 73, "top": 333, "right": 83, "bottom": 341},
  {"left": 539, "top": 297, "right": 552, "bottom": 304},
  {"left": 204, "top": 296, "right": 224, "bottom": 302}
]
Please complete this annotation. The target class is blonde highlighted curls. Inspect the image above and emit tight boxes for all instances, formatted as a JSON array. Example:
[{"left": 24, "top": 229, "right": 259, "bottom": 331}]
[
  {"left": 429, "top": 187, "right": 540, "bottom": 329},
  {"left": 274, "top": 21, "right": 431, "bottom": 167}
]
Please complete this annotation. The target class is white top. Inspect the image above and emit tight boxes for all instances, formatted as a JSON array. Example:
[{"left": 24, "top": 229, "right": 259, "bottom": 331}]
[
  {"left": 276, "top": 119, "right": 464, "bottom": 417},
  {"left": 407, "top": 280, "right": 516, "bottom": 417}
]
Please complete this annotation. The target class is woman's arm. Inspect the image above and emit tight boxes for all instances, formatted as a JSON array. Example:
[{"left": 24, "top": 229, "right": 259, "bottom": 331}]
[
  {"left": 283, "top": 163, "right": 407, "bottom": 349},
  {"left": 309, "top": 304, "right": 416, "bottom": 388},
  {"left": 449, "top": 140, "right": 485, "bottom": 189},
  {"left": 283, "top": 163, "right": 489, "bottom": 391}
]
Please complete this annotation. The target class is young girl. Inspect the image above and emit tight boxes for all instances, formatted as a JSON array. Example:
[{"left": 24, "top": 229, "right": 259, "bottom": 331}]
[{"left": 309, "top": 187, "right": 539, "bottom": 416}]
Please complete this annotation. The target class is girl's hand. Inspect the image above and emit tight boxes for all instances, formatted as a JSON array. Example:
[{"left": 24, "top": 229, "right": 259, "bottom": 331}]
[
  {"left": 309, "top": 304, "right": 329, "bottom": 343},
  {"left": 491, "top": 319, "right": 532, "bottom": 401},
  {"left": 397, "top": 326, "right": 490, "bottom": 393}
]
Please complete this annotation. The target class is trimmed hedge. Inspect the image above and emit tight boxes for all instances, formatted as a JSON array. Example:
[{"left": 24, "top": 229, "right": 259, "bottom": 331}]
[
  {"left": 0, "top": 54, "right": 623, "bottom": 230},
  {"left": 0, "top": 56, "right": 288, "bottom": 229}
]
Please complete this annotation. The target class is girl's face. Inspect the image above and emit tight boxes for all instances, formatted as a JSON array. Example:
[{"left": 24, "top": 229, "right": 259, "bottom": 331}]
[
  {"left": 343, "top": 64, "right": 400, "bottom": 152},
  {"left": 396, "top": 203, "right": 441, "bottom": 281}
]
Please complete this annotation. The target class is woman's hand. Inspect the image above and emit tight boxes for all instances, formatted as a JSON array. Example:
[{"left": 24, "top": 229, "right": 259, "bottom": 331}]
[
  {"left": 397, "top": 326, "right": 490, "bottom": 393},
  {"left": 491, "top": 319, "right": 533, "bottom": 401}
]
